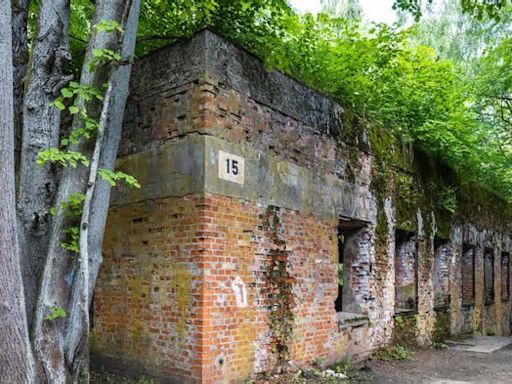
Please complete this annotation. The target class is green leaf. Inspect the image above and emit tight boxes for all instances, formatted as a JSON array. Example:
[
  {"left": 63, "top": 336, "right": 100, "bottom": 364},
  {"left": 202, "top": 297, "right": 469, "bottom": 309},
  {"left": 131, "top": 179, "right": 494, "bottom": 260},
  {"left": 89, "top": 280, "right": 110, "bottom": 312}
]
[
  {"left": 52, "top": 98, "right": 66, "bottom": 111},
  {"left": 94, "top": 19, "right": 123, "bottom": 33},
  {"left": 62, "top": 88, "right": 73, "bottom": 98},
  {"left": 60, "top": 226, "right": 80, "bottom": 253},
  {"left": 46, "top": 306, "right": 67, "bottom": 321},
  {"left": 37, "top": 148, "right": 90, "bottom": 168},
  {"left": 98, "top": 168, "right": 141, "bottom": 189},
  {"left": 60, "top": 193, "right": 86, "bottom": 217}
]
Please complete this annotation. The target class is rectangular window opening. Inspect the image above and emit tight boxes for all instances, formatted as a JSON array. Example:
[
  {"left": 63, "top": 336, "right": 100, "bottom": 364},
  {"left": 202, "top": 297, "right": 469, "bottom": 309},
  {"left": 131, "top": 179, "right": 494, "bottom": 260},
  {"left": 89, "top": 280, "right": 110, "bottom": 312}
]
[
  {"left": 433, "top": 238, "right": 451, "bottom": 309},
  {"left": 462, "top": 244, "right": 475, "bottom": 306},
  {"left": 502, "top": 252, "right": 510, "bottom": 302},
  {"left": 394, "top": 230, "right": 418, "bottom": 314},
  {"left": 484, "top": 248, "right": 495, "bottom": 305},
  {"left": 334, "top": 218, "right": 369, "bottom": 316}
]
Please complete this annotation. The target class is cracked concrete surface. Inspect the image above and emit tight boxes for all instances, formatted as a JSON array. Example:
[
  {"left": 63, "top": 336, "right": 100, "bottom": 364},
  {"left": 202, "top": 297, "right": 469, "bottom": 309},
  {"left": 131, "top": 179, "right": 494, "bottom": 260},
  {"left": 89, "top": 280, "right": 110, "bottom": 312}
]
[{"left": 448, "top": 336, "right": 512, "bottom": 353}]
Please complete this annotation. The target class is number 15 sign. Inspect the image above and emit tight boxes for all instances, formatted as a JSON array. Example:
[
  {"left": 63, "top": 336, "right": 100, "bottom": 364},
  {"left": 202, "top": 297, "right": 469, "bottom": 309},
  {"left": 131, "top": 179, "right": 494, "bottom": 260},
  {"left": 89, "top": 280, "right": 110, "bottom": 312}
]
[{"left": 218, "top": 150, "right": 245, "bottom": 185}]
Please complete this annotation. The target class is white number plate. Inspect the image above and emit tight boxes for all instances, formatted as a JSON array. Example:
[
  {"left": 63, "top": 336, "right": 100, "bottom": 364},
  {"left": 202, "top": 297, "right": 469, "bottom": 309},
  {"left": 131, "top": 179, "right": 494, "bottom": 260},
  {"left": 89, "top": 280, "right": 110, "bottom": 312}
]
[{"left": 218, "top": 150, "right": 245, "bottom": 185}]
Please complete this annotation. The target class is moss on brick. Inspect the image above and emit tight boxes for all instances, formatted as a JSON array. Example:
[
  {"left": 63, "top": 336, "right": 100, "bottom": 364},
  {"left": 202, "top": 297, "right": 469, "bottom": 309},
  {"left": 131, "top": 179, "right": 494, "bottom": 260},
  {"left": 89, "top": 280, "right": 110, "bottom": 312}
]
[
  {"left": 433, "top": 309, "right": 451, "bottom": 343},
  {"left": 392, "top": 314, "right": 418, "bottom": 349}
]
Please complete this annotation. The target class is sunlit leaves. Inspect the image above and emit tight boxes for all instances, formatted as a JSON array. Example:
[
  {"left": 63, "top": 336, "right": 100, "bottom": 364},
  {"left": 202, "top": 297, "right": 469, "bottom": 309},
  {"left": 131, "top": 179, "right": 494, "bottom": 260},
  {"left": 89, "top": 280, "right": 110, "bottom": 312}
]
[
  {"left": 94, "top": 19, "right": 124, "bottom": 33},
  {"left": 98, "top": 168, "right": 141, "bottom": 188},
  {"left": 61, "top": 227, "right": 80, "bottom": 253},
  {"left": 37, "top": 148, "right": 90, "bottom": 168},
  {"left": 461, "top": 0, "right": 508, "bottom": 21},
  {"left": 60, "top": 193, "right": 86, "bottom": 217},
  {"left": 88, "top": 48, "right": 122, "bottom": 71},
  {"left": 394, "top": 0, "right": 508, "bottom": 21}
]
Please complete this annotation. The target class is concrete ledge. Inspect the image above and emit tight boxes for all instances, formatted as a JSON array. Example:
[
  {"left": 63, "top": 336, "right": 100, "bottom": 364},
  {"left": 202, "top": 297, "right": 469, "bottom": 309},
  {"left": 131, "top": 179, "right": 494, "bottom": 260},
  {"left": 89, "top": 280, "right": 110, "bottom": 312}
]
[
  {"left": 204, "top": 135, "right": 375, "bottom": 222},
  {"left": 336, "top": 312, "right": 369, "bottom": 331},
  {"left": 112, "top": 134, "right": 376, "bottom": 222},
  {"left": 111, "top": 135, "right": 205, "bottom": 206}
]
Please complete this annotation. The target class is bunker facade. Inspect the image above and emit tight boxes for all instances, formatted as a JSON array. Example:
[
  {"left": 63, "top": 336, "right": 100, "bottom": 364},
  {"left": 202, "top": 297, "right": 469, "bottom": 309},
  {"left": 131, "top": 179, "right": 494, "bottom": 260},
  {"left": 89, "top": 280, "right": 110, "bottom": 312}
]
[{"left": 91, "top": 31, "right": 512, "bottom": 383}]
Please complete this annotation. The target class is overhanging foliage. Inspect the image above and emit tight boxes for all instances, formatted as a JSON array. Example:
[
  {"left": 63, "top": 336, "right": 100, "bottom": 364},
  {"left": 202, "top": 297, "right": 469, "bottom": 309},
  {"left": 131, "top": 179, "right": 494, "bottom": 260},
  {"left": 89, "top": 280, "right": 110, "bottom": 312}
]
[{"left": 61, "top": 0, "right": 512, "bottom": 206}]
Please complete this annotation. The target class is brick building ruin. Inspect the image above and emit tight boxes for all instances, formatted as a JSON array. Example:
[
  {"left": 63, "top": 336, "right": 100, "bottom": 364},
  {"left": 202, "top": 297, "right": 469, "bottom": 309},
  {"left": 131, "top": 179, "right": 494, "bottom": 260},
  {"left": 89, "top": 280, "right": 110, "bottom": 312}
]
[{"left": 91, "top": 31, "right": 512, "bottom": 383}]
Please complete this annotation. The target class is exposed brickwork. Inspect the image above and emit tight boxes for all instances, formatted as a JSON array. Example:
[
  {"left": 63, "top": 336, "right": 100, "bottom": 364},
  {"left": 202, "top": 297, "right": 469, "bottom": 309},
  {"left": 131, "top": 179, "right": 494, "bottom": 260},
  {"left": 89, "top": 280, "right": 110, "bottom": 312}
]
[
  {"left": 395, "top": 231, "right": 417, "bottom": 312},
  {"left": 501, "top": 253, "right": 509, "bottom": 302},
  {"left": 462, "top": 246, "right": 476, "bottom": 306},
  {"left": 416, "top": 214, "right": 435, "bottom": 346},
  {"left": 433, "top": 241, "right": 451, "bottom": 309},
  {"left": 92, "top": 195, "right": 207, "bottom": 382},
  {"left": 448, "top": 227, "right": 464, "bottom": 335},
  {"left": 92, "top": 31, "right": 512, "bottom": 383},
  {"left": 93, "top": 190, "right": 372, "bottom": 382},
  {"left": 368, "top": 198, "right": 395, "bottom": 349}
]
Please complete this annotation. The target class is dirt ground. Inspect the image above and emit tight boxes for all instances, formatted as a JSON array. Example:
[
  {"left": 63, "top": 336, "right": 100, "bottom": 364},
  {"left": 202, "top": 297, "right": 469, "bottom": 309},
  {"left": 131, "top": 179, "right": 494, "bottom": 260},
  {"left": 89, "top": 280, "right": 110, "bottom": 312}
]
[
  {"left": 360, "top": 344, "right": 512, "bottom": 384},
  {"left": 254, "top": 344, "right": 512, "bottom": 384}
]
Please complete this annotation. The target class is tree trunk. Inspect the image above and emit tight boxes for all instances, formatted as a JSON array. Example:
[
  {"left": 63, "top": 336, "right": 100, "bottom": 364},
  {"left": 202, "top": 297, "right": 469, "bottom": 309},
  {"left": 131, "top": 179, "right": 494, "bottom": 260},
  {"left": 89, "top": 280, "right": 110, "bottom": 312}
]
[
  {"left": 12, "top": 0, "right": 30, "bottom": 174},
  {"left": 31, "top": 1, "right": 134, "bottom": 380},
  {"left": 66, "top": 3, "right": 140, "bottom": 377},
  {"left": 17, "top": 0, "right": 71, "bottom": 327},
  {"left": 87, "top": 0, "right": 141, "bottom": 303},
  {"left": 67, "top": 74, "right": 115, "bottom": 384},
  {"left": 0, "top": 2, "right": 36, "bottom": 381}
]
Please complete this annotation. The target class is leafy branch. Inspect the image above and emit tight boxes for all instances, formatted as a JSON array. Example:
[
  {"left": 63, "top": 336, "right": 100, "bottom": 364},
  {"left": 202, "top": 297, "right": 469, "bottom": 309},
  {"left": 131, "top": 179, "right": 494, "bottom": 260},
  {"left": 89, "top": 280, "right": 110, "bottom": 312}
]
[
  {"left": 37, "top": 148, "right": 90, "bottom": 168},
  {"left": 98, "top": 168, "right": 141, "bottom": 188}
]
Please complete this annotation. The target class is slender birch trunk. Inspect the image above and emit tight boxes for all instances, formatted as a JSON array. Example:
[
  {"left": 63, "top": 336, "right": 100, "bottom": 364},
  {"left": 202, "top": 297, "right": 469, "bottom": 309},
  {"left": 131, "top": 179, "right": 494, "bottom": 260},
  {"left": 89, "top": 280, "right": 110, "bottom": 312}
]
[
  {"left": 86, "top": 0, "right": 141, "bottom": 303},
  {"left": 65, "top": 2, "right": 141, "bottom": 379},
  {"left": 0, "top": 2, "right": 35, "bottom": 381},
  {"left": 17, "top": 0, "right": 71, "bottom": 326}
]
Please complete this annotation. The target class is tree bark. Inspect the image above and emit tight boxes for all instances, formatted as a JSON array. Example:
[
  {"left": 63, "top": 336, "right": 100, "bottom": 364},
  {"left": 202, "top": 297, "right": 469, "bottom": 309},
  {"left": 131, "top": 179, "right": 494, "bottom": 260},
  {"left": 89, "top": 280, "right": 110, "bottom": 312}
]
[
  {"left": 17, "top": 0, "right": 71, "bottom": 327},
  {"left": 31, "top": 1, "right": 134, "bottom": 381},
  {"left": 0, "top": 2, "right": 36, "bottom": 382},
  {"left": 12, "top": 0, "right": 30, "bottom": 174},
  {"left": 66, "top": 3, "right": 140, "bottom": 377},
  {"left": 87, "top": 0, "right": 141, "bottom": 303},
  {"left": 67, "top": 74, "right": 115, "bottom": 384}
]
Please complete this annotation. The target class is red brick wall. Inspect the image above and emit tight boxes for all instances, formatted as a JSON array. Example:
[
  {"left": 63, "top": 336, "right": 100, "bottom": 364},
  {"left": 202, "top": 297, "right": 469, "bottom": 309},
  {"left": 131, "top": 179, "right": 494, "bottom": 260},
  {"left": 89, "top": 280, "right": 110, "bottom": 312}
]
[
  {"left": 92, "top": 195, "right": 207, "bottom": 382},
  {"left": 195, "top": 194, "right": 359, "bottom": 382},
  {"left": 92, "top": 191, "right": 371, "bottom": 382}
]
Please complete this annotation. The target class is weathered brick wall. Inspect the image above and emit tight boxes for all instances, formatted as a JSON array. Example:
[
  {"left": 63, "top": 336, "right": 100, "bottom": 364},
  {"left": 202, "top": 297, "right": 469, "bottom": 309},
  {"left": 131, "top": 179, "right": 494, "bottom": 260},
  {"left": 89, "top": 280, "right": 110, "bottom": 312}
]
[
  {"left": 394, "top": 231, "right": 417, "bottom": 312},
  {"left": 462, "top": 246, "right": 476, "bottom": 306},
  {"left": 416, "top": 214, "right": 436, "bottom": 345},
  {"left": 342, "top": 227, "right": 374, "bottom": 315},
  {"left": 92, "top": 195, "right": 207, "bottom": 382},
  {"left": 92, "top": 30, "right": 512, "bottom": 383},
  {"left": 433, "top": 241, "right": 451, "bottom": 309},
  {"left": 368, "top": 198, "right": 396, "bottom": 349}
]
